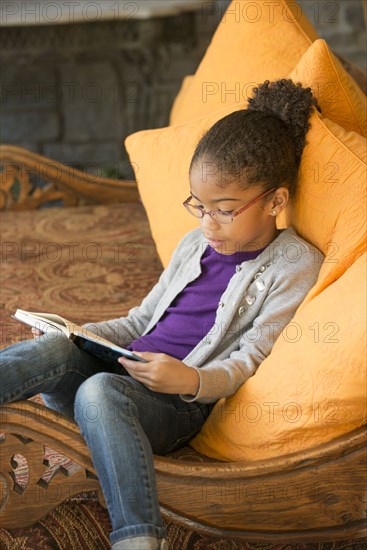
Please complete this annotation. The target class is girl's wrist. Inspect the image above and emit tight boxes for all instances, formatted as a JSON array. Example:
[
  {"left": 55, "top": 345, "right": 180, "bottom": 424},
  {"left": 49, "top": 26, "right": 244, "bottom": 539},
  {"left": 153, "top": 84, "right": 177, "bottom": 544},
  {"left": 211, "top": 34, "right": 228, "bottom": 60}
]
[{"left": 184, "top": 366, "right": 200, "bottom": 396}]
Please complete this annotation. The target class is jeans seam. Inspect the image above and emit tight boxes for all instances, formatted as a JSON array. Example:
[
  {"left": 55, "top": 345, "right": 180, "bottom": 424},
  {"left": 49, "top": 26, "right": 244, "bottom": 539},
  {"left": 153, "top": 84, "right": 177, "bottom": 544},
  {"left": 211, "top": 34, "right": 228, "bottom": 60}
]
[{"left": 2, "top": 366, "right": 91, "bottom": 404}]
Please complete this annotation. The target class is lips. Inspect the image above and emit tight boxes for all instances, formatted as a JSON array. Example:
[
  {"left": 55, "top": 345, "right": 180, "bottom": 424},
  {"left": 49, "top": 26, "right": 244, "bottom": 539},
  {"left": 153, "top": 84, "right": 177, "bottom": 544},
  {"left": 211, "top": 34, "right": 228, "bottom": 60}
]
[{"left": 204, "top": 236, "right": 224, "bottom": 248}]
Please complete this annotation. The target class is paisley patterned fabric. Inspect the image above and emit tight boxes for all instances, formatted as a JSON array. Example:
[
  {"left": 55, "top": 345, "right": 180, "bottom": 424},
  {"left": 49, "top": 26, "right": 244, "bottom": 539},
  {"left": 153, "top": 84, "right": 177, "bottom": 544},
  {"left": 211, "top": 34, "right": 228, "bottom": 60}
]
[{"left": 0, "top": 203, "right": 163, "bottom": 349}]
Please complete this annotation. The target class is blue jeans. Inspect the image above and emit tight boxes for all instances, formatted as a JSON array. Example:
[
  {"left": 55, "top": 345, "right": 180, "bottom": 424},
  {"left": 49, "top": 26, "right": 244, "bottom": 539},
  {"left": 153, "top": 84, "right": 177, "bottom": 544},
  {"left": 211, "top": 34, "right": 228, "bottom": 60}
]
[{"left": 0, "top": 334, "right": 213, "bottom": 548}]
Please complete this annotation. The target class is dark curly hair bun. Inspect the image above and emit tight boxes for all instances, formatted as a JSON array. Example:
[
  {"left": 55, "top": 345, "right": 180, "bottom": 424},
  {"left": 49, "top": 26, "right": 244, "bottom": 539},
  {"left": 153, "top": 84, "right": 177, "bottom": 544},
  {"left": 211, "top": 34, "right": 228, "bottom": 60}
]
[
  {"left": 247, "top": 79, "right": 319, "bottom": 167},
  {"left": 190, "top": 78, "right": 318, "bottom": 196}
]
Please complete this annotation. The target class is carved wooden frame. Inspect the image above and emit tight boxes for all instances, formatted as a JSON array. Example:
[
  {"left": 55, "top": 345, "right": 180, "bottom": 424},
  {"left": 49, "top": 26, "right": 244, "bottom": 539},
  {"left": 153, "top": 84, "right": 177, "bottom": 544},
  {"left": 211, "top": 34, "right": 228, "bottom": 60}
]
[
  {"left": 1, "top": 401, "right": 366, "bottom": 542},
  {"left": 0, "top": 145, "right": 139, "bottom": 210}
]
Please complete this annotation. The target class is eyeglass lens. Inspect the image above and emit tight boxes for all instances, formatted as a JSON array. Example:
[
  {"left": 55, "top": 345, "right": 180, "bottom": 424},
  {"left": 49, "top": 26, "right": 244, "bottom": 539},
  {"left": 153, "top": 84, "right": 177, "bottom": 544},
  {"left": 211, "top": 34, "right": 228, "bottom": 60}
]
[{"left": 185, "top": 204, "right": 233, "bottom": 223}]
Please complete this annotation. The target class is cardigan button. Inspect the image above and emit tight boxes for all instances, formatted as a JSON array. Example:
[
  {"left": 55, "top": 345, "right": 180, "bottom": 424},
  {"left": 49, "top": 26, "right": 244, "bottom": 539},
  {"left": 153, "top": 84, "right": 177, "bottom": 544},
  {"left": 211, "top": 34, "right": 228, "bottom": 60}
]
[
  {"left": 236, "top": 265, "right": 242, "bottom": 272},
  {"left": 255, "top": 279, "right": 265, "bottom": 291},
  {"left": 238, "top": 305, "right": 246, "bottom": 316},
  {"left": 245, "top": 294, "right": 256, "bottom": 306}
]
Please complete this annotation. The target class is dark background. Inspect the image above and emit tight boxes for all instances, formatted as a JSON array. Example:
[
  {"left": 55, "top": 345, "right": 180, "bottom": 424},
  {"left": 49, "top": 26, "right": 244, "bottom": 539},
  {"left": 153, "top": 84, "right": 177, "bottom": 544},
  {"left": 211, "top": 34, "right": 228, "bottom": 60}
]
[{"left": 1, "top": 0, "right": 366, "bottom": 179}]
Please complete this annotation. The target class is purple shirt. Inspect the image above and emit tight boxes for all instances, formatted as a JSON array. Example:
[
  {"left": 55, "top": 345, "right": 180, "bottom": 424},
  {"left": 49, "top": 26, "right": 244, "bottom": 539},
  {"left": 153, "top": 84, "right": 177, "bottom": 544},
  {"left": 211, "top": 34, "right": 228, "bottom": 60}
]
[{"left": 129, "top": 245, "right": 265, "bottom": 360}]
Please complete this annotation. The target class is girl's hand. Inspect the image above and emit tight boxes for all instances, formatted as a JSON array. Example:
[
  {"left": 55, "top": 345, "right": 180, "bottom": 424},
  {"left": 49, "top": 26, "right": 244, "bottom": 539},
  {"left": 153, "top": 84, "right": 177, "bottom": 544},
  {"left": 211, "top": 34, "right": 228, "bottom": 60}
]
[
  {"left": 31, "top": 328, "right": 43, "bottom": 339},
  {"left": 118, "top": 352, "right": 200, "bottom": 395}
]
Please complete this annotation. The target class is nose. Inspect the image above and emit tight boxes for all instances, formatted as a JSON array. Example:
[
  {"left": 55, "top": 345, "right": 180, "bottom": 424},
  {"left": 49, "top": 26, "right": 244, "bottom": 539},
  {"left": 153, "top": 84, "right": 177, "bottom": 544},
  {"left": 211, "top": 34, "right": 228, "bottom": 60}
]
[{"left": 200, "top": 212, "right": 221, "bottom": 231}]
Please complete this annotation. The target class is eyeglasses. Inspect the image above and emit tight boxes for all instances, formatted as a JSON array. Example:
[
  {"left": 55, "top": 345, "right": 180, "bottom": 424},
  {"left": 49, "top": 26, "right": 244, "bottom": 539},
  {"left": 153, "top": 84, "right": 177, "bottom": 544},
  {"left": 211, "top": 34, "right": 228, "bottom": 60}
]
[{"left": 183, "top": 187, "right": 276, "bottom": 224}]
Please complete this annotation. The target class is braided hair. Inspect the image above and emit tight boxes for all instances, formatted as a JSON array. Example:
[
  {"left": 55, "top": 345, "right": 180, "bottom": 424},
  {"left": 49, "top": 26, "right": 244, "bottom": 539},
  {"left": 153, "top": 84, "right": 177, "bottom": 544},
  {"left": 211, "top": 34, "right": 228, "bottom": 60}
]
[{"left": 190, "top": 79, "right": 319, "bottom": 196}]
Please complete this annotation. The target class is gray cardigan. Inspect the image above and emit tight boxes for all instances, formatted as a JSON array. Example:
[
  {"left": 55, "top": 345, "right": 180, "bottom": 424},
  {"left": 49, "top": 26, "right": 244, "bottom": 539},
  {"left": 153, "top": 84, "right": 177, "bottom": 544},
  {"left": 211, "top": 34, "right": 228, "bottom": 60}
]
[{"left": 85, "top": 227, "right": 323, "bottom": 404}]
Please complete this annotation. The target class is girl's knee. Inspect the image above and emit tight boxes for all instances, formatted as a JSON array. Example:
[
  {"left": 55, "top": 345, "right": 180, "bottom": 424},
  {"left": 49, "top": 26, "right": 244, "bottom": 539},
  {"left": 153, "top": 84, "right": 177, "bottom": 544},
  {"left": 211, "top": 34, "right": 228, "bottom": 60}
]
[
  {"left": 74, "top": 371, "right": 107, "bottom": 402},
  {"left": 74, "top": 372, "right": 119, "bottom": 426}
]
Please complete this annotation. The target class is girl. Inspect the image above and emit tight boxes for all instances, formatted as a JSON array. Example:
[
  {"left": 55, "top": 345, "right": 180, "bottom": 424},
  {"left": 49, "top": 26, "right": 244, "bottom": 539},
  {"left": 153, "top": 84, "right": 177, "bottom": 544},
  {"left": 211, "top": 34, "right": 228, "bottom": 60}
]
[{"left": 0, "top": 80, "right": 323, "bottom": 550}]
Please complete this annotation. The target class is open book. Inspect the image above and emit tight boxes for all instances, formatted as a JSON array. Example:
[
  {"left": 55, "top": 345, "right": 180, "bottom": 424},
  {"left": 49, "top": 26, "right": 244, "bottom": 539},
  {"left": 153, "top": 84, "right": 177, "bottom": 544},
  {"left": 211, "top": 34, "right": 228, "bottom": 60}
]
[{"left": 13, "top": 309, "right": 147, "bottom": 363}]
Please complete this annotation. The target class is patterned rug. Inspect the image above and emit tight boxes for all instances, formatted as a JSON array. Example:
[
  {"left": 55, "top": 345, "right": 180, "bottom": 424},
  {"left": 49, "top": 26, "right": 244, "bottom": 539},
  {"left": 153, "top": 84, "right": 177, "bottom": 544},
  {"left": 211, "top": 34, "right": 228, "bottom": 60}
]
[
  {"left": 1, "top": 494, "right": 366, "bottom": 550},
  {"left": 0, "top": 202, "right": 163, "bottom": 349},
  {"left": 1, "top": 203, "right": 366, "bottom": 549}
]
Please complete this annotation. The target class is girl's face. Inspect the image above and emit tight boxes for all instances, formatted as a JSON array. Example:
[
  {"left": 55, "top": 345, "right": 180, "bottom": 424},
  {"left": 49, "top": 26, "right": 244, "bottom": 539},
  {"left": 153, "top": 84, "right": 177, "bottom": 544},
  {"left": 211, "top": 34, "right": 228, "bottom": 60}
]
[{"left": 189, "top": 163, "right": 287, "bottom": 255}]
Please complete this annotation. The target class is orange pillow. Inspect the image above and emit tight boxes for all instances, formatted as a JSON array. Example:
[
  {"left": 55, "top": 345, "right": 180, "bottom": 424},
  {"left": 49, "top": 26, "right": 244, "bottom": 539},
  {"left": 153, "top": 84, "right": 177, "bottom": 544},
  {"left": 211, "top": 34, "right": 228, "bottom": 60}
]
[
  {"left": 191, "top": 252, "right": 367, "bottom": 461},
  {"left": 171, "top": 0, "right": 319, "bottom": 125},
  {"left": 280, "top": 112, "right": 367, "bottom": 299},
  {"left": 289, "top": 39, "right": 366, "bottom": 136}
]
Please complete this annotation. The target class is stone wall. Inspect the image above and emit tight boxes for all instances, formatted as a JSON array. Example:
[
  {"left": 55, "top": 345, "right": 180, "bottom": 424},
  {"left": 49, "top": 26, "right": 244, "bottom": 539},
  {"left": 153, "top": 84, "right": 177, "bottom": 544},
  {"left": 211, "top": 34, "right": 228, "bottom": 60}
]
[
  {"left": 0, "top": 6, "right": 218, "bottom": 177},
  {"left": 0, "top": 1, "right": 366, "bottom": 179},
  {"left": 297, "top": 0, "right": 367, "bottom": 70},
  {"left": 1, "top": 6, "right": 223, "bottom": 178}
]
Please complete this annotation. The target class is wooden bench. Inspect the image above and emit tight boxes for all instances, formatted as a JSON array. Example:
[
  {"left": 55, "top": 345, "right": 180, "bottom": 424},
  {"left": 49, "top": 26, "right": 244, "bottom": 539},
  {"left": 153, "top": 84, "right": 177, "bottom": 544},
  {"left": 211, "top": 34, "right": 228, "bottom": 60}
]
[{"left": 0, "top": 143, "right": 366, "bottom": 543}]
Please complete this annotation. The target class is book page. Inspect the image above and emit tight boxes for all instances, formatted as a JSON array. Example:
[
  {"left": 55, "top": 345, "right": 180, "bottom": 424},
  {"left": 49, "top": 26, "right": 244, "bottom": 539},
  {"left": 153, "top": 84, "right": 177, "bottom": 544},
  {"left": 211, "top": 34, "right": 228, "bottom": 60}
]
[
  {"left": 13, "top": 309, "right": 148, "bottom": 363},
  {"left": 16, "top": 310, "right": 68, "bottom": 326},
  {"left": 13, "top": 309, "right": 69, "bottom": 335}
]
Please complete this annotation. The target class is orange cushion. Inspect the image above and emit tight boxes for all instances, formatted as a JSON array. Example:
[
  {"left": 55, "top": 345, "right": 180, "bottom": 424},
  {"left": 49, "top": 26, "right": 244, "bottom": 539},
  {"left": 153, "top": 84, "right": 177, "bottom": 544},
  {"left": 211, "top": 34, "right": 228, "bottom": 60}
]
[
  {"left": 289, "top": 39, "right": 366, "bottom": 135},
  {"left": 191, "top": 252, "right": 367, "bottom": 461},
  {"left": 170, "top": 0, "right": 319, "bottom": 125},
  {"left": 279, "top": 112, "right": 367, "bottom": 299}
]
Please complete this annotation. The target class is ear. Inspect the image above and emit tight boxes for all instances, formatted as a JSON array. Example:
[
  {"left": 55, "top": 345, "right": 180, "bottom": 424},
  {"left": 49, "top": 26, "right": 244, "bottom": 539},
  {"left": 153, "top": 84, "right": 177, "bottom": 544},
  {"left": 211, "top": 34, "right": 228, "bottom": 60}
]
[{"left": 269, "top": 187, "right": 289, "bottom": 216}]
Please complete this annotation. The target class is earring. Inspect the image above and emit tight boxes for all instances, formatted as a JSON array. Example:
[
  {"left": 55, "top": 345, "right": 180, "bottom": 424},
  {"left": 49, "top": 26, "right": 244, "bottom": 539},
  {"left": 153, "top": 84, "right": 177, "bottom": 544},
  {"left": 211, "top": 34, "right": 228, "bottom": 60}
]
[{"left": 272, "top": 210, "right": 277, "bottom": 216}]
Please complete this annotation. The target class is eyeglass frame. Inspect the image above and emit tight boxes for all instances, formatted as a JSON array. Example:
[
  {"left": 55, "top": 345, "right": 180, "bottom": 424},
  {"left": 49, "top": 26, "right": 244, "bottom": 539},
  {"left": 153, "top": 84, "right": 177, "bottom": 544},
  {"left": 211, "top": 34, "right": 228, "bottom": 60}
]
[{"left": 183, "top": 186, "right": 277, "bottom": 224}]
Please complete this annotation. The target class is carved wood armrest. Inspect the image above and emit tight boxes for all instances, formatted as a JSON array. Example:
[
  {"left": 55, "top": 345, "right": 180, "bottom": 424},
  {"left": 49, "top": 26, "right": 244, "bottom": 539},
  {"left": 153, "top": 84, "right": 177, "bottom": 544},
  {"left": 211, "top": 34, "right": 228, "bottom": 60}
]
[{"left": 0, "top": 145, "right": 139, "bottom": 210}]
